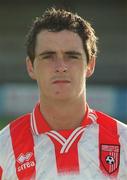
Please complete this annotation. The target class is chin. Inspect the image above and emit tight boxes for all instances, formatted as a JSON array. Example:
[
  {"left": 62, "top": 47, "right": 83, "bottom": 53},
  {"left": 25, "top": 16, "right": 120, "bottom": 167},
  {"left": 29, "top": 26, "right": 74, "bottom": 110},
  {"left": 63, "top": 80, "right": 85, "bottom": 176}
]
[{"left": 51, "top": 92, "right": 73, "bottom": 101}]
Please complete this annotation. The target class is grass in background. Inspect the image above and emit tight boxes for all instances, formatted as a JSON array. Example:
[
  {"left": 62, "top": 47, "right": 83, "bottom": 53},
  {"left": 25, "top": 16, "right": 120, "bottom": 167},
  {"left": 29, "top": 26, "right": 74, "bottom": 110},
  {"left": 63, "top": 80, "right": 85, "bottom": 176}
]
[{"left": 0, "top": 116, "right": 16, "bottom": 130}]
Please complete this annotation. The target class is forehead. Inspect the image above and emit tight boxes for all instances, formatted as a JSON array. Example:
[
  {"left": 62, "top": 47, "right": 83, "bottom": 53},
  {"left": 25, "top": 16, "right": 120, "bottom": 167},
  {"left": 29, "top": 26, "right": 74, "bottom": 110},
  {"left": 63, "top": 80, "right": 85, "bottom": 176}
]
[{"left": 35, "top": 30, "right": 84, "bottom": 54}]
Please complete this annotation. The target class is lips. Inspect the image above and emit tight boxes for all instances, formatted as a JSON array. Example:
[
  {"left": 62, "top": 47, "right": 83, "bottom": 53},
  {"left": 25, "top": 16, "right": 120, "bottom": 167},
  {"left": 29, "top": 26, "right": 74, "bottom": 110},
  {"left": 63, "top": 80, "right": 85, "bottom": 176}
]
[{"left": 52, "top": 80, "right": 71, "bottom": 84}]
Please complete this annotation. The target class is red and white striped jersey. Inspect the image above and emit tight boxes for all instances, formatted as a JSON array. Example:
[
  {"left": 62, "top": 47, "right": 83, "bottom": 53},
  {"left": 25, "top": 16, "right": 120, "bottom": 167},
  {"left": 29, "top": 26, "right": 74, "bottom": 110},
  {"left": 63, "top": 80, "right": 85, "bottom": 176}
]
[{"left": 0, "top": 103, "right": 127, "bottom": 180}]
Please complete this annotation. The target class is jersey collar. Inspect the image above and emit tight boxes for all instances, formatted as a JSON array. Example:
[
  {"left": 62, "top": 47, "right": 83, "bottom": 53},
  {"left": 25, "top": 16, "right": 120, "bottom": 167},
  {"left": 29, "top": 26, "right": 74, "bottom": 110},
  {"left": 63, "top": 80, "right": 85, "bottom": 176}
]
[{"left": 30, "top": 103, "right": 97, "bottom": 135}]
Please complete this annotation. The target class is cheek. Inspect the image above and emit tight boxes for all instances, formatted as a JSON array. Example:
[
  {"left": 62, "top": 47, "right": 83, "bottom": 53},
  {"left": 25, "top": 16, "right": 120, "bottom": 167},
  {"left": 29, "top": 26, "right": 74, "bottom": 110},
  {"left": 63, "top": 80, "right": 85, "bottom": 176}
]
[
  {"left": 34, "top": 63, "right": 49, "bottom": 78},
  {"left": 37, "top": 69, "right": 52, "bottom": 89},
  {"left": 76, "top": 68, "right": 87, "bottom": 86},
  {"left": 72, "top": 70, "right": 86, "bottom": 86},
  {"left": 73, "top": 63, "right": 87, "bottom": 78}
]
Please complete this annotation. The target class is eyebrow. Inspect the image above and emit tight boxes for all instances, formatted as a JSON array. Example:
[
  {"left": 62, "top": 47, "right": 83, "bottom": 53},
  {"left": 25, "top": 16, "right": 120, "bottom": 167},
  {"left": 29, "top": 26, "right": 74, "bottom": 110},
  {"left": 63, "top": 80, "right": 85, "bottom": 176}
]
[
  {"left": 65, "top": 51, "right": 82, "bottom": 56},
  {"left": 38, "top": 50, "right": 82, "bottom": 57},
  {"left": 38, "top": 51, "right": 56, "bottom": 56}
]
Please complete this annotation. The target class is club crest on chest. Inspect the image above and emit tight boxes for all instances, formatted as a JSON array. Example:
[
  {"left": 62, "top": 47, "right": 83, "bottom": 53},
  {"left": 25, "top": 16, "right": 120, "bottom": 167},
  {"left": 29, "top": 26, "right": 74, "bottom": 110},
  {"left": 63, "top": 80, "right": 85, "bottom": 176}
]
[{"left": 100, "top": 144, "right": 120, "bottom": 174}]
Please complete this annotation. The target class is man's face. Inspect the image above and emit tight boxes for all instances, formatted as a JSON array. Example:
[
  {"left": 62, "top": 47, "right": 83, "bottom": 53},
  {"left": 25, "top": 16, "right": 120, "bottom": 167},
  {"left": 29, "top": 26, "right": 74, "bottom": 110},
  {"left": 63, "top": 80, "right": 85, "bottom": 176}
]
[{"left": 27, "top": 30, "right": 95, "bottom": 101}]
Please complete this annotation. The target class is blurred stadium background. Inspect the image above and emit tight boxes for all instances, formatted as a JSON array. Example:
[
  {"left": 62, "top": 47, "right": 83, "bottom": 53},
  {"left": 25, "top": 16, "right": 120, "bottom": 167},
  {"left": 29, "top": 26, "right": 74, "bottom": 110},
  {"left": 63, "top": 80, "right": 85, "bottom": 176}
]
[{"left": 0, "top": 0, "right": 127, "bottom": 129}]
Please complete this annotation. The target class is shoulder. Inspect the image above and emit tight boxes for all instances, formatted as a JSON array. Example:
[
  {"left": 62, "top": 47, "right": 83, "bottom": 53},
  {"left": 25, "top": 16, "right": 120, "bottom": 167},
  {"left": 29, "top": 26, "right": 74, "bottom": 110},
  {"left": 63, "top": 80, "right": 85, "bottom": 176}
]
[
  {"left": 0, "top": 113, "right": 31, "bottom": 166},
  {"left": 0, "top": 113, "right": 31, "bottom": 145},
  {"left": 94, "top": 110, "right": 127, "bottom": 136},
  {"left": 95, "top": 110, "right": 127, "bottom": 127},
  {"left": 10, "top": 113, "right": 31, "bottom": 131},
  {"left": 0, "top": 113, "right": 31, "bottom": 162}
]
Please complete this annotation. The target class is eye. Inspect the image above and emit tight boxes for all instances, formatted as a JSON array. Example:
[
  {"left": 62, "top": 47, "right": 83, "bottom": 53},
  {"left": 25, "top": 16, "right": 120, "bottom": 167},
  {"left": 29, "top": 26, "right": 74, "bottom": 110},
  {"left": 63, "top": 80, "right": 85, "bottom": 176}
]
[
  {"left": 43, "top": 55, "right": 52, "bottom": 59},
  {"left": 68, "top": 55, "right": 79, "bottom": 59},
  {"left": 39, "top": 54, "right": 52, "bottom": 60}
]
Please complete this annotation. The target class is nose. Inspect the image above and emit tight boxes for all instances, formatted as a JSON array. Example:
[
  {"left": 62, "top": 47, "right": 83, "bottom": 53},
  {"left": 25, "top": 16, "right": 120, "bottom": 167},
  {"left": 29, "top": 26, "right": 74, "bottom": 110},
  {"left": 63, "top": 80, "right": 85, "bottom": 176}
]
[{"left": 54, "top": 57, "right": 68, "bottom": 73}]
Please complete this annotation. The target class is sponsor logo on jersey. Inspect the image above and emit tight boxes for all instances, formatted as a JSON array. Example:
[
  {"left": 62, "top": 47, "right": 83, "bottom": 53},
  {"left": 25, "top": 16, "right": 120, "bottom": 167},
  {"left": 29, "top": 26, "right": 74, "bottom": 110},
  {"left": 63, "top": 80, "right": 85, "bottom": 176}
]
[
  {"left": 100, "top": 144, "right": 120, "bottom": 174},
  {"left": 17, "top": 152, "right": 35, "bottom": 172}
]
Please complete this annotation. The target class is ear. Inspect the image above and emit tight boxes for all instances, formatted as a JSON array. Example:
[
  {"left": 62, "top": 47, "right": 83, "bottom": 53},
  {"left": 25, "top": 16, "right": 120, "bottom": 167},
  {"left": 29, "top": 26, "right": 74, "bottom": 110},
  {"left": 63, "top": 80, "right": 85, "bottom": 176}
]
[
  {"left": 86, "top": 57, "right": 96, "bottom": 78},
  {"left": 26, "top": 57, "right": 36, "bottom": 80}
]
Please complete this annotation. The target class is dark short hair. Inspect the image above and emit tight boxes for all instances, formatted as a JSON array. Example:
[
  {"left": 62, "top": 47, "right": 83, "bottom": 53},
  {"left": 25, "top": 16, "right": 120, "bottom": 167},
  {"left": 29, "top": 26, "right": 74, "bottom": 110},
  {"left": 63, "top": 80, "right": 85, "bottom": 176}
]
[{"left": 26, "top": 7, "right": 98, "bottom": 64}]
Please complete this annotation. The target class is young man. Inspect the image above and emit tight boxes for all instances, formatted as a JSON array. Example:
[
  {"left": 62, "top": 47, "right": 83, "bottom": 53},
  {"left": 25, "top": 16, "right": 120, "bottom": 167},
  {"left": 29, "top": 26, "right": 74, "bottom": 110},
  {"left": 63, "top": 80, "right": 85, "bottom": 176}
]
[{"left": 0, "top": 8, "right": 127, "bottom": 180}]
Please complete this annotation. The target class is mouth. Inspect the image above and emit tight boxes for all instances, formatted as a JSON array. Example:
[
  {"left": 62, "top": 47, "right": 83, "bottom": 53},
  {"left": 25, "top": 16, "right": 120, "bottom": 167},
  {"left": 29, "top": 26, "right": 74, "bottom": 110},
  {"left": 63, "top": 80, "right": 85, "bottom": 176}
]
[{"left": 52, "top": 80, "right": 71, "bottom": 84}]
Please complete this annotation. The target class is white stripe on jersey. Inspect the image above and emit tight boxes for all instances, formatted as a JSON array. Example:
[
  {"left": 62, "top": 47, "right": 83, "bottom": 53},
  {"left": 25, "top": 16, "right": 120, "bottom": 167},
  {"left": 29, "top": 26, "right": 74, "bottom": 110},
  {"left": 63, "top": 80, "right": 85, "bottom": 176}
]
[
  {"left": 46, "top": 131, "right": 65, "bottom": 145},
  {"left": 46, "top": 127, "right": 85, "bottom": 154},
  {"left": 46, "top": 131, "right": 66, "bottom": 143},
  {"left": 30, "top": 113, "right": 35, "bottom": 134},
  {"left": 117, "top": 122, "right": 127, "bottom": 178},
  {"left": 33, "top": 133, "right": 58, "bottom": 179},
  {"left": 48, "top": 130, "right": 66, "bottom": 143},
  {"left": 88, "top": 113, "right": 97, "bottom": 122},
  {"left": 78, "top": 123, "right": 101, "bottom": 179},
  {"left": 0, "top": 125, "right": 18, "bottom": 180},
  {"left": 63, "top": 127, "right": 85, "bottom": 153},
  {"left": 32, "top": 108, "right": 39, "bottom": 135}
]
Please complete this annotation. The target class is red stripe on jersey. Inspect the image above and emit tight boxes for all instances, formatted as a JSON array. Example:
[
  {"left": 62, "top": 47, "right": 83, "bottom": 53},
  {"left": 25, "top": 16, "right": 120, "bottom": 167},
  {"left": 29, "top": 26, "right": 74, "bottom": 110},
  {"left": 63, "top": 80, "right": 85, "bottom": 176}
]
[
  {"left": 47, "top": 128, "right": 84, "bottom": 174},
  {"left": 10, "top": 114, "right": 36, "bottom": 179},
  {"left": 97, "top": 112, "right": 120, "bottom": 177},
  {"left": 0, "top": 166, "right": 3, "bottom": 180}
]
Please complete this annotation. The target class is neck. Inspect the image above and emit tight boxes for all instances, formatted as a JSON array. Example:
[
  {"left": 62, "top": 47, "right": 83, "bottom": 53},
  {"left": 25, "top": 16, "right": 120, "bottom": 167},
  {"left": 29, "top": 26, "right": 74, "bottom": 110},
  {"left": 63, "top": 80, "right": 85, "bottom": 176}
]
[{"left": 40, "top": 95, "right": 86, "bottom": 131}]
